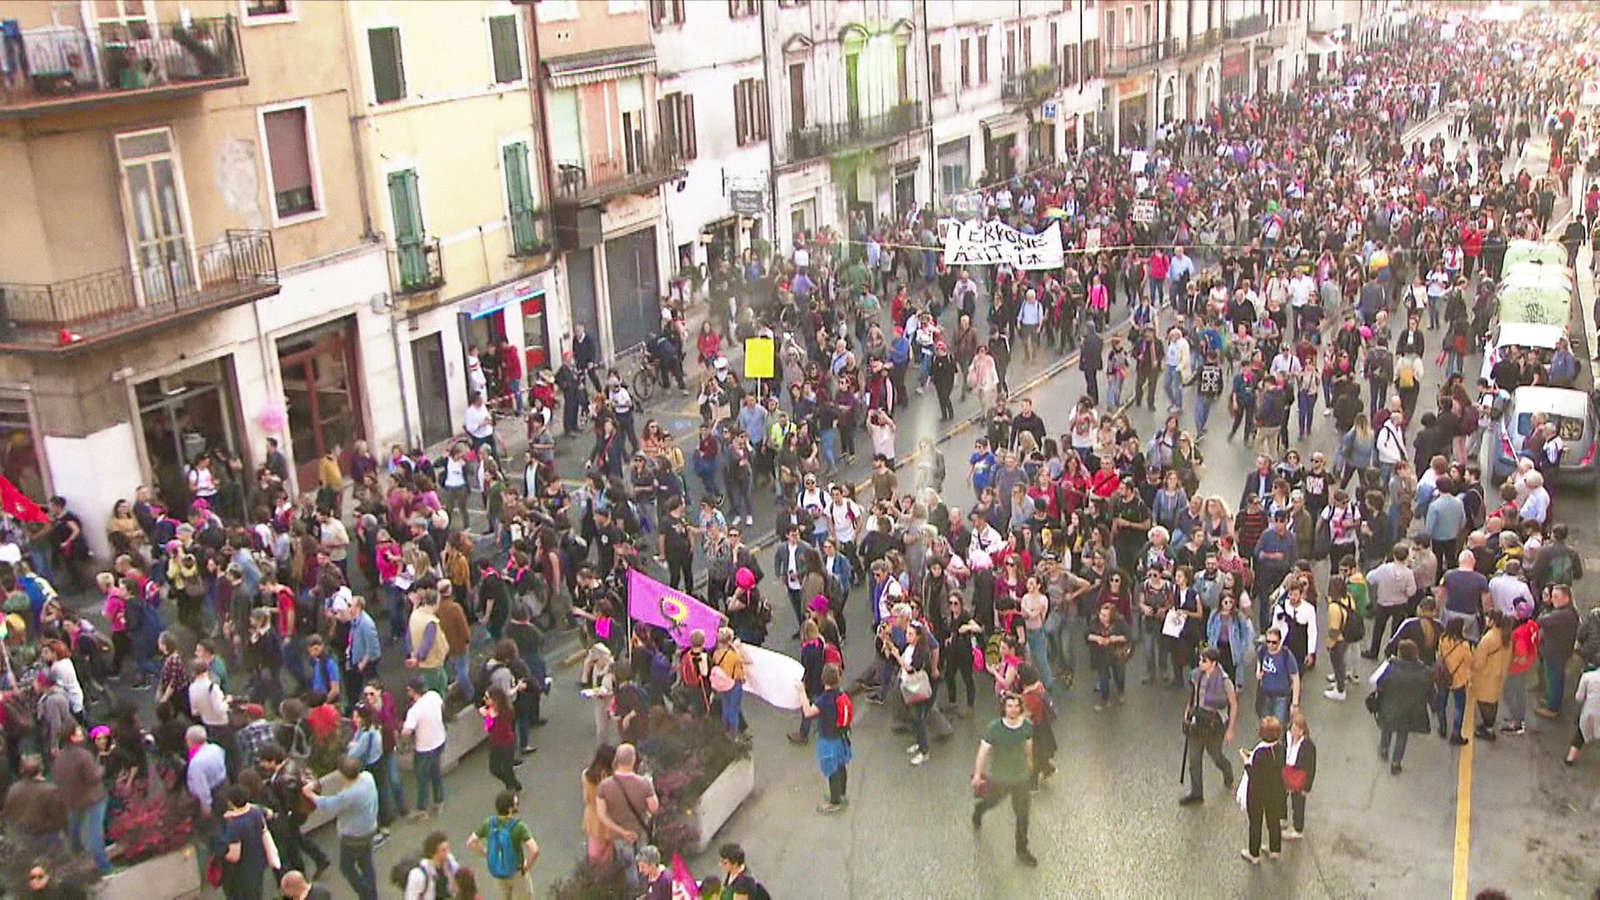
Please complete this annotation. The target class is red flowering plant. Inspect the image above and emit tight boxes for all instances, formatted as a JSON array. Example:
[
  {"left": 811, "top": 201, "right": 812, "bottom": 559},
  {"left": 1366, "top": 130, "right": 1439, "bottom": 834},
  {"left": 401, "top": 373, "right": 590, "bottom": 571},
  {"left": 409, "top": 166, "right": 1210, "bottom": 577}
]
[{"left": 105, "top": 760, "right": 197, "bottom": 864}]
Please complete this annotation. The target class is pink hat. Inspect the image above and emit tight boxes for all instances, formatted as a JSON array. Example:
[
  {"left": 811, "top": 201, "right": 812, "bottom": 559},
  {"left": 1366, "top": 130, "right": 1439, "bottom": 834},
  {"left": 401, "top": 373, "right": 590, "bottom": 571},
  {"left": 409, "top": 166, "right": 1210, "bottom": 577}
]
[
  {"left": 808, "top": 594, "right": 830, "bottom": 613},
  {"left": 735, "top": 567, "right": 756, "bottom": 590}
]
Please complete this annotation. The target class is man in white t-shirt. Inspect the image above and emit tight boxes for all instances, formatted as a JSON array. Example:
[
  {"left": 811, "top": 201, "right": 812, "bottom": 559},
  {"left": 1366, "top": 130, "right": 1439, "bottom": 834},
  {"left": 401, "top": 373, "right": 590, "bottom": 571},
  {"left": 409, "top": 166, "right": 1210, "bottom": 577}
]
[
  {"left": 403, "top": 678, "right": 448, "bottom": 818},
  {"left": 826, "top": 485, "right": 863, "bottom": 580}
]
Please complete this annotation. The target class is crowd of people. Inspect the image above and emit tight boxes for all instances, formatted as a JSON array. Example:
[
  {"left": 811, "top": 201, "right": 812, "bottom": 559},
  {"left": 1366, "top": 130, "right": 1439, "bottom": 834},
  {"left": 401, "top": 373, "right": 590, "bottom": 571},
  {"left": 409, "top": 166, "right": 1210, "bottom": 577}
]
[{"left": 0, "top": 6, "right": 1597, "bottom": 899}]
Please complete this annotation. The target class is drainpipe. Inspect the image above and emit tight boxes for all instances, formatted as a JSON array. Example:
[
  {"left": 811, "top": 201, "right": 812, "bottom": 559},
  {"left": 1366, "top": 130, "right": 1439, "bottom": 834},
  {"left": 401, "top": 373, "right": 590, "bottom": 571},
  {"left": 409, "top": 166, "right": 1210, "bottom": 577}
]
[
  {"left": 920, "top": 0, "right": 933, "bottom": 207},
  {"left": 337, "top": 6, "right": 376, "bottom": 240},
  {"left": 760, "top": 0, "right": 780, "bottom": 248}
]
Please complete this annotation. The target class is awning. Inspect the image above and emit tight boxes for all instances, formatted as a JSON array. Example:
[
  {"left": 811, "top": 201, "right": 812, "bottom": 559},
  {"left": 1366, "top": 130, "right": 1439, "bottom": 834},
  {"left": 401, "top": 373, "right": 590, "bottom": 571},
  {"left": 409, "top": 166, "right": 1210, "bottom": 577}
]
[
  {"left": 1307, "top": 34, "right": 1339, "bottom": 55},
  {"left": 458, "top": 272, "right": 548, "bottom": 320},
  {"left": 545, "top": 45, "right": 655, "bottom": 88}
]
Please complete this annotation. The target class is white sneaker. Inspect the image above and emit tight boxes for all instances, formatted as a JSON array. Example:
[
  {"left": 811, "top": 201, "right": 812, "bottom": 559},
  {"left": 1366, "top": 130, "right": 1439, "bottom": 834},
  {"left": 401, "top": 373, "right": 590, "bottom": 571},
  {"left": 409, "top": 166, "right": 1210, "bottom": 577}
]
[
  {"left": 1282, "top": 828, "right": 1303, "bottom": 840},
  {"left": 745, "top": 515, "right": 754, "bottom": 526},
  {"left": 1322, "top": 689, "right": 1347, "bottom": 701},
  {"left": 909, "top": 752, "right": 928, "bottom": 766},
  {"left": 906, "top": 744, "right": 921, "bottom": 754}
]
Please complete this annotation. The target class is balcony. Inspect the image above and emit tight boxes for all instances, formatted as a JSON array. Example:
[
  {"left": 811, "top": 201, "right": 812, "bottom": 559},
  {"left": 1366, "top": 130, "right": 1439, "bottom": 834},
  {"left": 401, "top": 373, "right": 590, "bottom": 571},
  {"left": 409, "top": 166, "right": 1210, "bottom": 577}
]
[
  {"left": 552, "top": 137, "right": 687, "bottom": 207},
  {"left": 1261, "top": 22, "right": 1297, "bottom": 48},
  {"left": 393, "top": 237, "right": 445, "bottom": 295},
  {"left": 0, "top": 230, "right": 278, "bottom": 352},
  {"left": 0, "top": 16, "right": 247, "bottom": 120},
  {"left": 1103, "top": 42, "right": 1163, "bottom": 76},
  {"left": 1181, "top": 29, "right": 1223, "bottom": 57},
  {"left": 1224, "top": 14, "right": 1271, "bottom": 41},
  {"left": 787, "top": 101, "right": 924, "bottom": 163},
  {"left": 1002, "top": 65, "right": 1061, "bottom": 106},
  {"left": 509, "top": 207, "right": 551, "bottom": 258},
  {"left": 1310, "top": 6, "right": 1347, "bottom": 34}
]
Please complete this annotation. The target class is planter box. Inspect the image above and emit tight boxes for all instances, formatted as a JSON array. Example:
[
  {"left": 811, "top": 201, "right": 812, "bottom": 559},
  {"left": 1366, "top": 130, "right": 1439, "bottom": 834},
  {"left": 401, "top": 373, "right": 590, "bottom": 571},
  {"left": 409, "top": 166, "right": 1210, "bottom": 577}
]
[
  {"left": 100, "top": 844, "right": 200, "bottom": 900},
  {"left": 304, "top": 705, "right": 488, "bottom": 834},
  {"left": 689, "top": 756, "right": 755, "bottom": 854}
]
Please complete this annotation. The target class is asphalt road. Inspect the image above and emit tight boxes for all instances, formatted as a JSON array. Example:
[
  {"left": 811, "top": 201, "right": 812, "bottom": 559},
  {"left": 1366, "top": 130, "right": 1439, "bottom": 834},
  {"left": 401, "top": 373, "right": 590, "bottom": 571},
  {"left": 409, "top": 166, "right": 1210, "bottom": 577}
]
[{"left": 292, "top": 123, "right": 1600, "bottom": 898}]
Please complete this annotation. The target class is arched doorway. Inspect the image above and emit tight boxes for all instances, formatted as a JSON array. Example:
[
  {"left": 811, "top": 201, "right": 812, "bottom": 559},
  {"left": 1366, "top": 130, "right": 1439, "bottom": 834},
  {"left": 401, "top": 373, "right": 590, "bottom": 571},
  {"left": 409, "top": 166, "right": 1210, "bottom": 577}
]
[
  {"left": 1185, "top": 73, "right": 1197, "bottom": 120},
  {"left": 1203, "top": 68, "right": 1216, "bottom": 116}
]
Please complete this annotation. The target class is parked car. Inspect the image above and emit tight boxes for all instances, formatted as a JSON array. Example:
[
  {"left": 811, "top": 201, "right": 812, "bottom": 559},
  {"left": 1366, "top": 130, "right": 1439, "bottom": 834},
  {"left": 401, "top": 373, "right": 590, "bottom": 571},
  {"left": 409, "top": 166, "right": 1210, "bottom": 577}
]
[
  {"left": 1480, "top": 385, "right": 1600, "bottom": 487},
  {"left": 1479, "top": 321, "right": 1566, "bottom": 384}
]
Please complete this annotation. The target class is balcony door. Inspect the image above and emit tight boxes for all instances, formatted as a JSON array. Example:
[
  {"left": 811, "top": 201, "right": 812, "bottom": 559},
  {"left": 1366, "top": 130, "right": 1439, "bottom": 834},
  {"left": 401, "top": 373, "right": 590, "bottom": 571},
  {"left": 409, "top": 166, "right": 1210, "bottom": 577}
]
[
  {"left": 845, "top": 52, "right": 861, "bottom": 126},
  {"left": 388, "top": 169, "right": 428, "bottom": 290},
  {"left": 116, "top": 129, "right": 196, "bottom": 308}
]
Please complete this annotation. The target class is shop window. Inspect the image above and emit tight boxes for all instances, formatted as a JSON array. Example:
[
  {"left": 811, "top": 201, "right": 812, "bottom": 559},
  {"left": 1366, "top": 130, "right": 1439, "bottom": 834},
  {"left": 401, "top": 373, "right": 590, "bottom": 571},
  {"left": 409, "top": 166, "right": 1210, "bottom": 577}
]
[
  {"left": 278, "top": 318, "right": 365, "bottom": 490},
  {"left": 0, "top": 396, "right": 44, "bottom": 502},
  {"left": 135, "top": 359, "right": 242, "bottom": 514}
]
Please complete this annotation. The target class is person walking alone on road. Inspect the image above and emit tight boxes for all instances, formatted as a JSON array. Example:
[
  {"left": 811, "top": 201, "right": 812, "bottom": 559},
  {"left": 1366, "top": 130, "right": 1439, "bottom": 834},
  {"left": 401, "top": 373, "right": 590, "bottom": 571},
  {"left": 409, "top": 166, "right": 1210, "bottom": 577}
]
[{"left": 971, "top": 692, "right": 1038, "bottom": 867}]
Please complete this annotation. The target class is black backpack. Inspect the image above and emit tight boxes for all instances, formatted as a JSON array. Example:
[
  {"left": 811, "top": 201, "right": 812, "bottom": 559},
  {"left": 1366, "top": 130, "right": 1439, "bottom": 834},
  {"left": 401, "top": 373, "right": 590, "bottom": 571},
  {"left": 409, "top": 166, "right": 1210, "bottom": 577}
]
[{"left": 390, "top": 857, "right": 449, "bottom": 895}]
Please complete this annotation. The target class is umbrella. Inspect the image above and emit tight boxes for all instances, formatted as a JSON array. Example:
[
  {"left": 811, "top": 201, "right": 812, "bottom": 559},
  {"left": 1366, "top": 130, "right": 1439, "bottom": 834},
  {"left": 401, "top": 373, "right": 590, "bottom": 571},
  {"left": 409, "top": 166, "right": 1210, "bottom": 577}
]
[
  {"left": 0, "top": 475, "right": 46, "bottom": 524},
  {"left": 1043, "top": 207, "right": 1068, "bottom": 220}
]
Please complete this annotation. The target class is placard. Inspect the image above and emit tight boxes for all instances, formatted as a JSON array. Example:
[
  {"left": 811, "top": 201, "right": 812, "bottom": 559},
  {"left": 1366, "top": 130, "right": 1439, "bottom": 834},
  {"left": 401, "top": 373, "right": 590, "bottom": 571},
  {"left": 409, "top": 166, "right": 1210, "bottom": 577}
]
[
  {"left": 942, "top": 220, "right": 1065, "bottom": 270},
  {"left": 744, "top": 337, "right": 775, "bottom": 379}
]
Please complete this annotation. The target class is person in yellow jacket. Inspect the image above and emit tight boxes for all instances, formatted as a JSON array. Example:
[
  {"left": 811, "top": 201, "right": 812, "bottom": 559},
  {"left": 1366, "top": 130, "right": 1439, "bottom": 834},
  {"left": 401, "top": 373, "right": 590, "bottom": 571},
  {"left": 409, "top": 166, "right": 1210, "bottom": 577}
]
[
  {"left": 1471, "top": 610, "right": 1513, "bottom": 742},
  {"left": 1434, "top": 617, "right": 1474, "bottom": 745},
  {"left": 407, "top": 589, "right": 451, "bottom": 694},
  {"left": 1322, "top": 576, "right": 1358, "bottom": 701}
]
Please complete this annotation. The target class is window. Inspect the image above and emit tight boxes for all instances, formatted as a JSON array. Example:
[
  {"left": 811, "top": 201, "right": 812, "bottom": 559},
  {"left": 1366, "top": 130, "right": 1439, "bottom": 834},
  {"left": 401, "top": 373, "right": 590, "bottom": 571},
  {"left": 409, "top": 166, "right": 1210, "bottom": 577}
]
[
  {"left": 733, "top": 78, "right": 768, "bottom": 146},
  {"left": 621, "top": 110, "right": 646, "bottom": 174},
  {"left": 0, "top": 396, "right": 43, "bottom": 503},
  {"left": 727, "top": 0, "right": 758, "bottom": 18},
  {"left": 1050, "top": 22, "right": 1058, "bottom": 68},
  {"left": 787, "top": 63, "right": 806, "bottom": 130},
  {"left": 262, "top": 105, "right": 319, "bottom": 220},
  {"left": 960, "top": 38, "right": 970, "bottom": 88},
  {"left": 488, "top": 15, "right": 522, "bottom": 84},
  {"left": 1022, "top": 26, "right": 1032, "bottom": 69},
  {"left": 116, "top": 128, "right": 197, "bottom": 303},
  {"left": 895, "top": 40, "right": 909, "bottom": 104},
  {"left": 1084, "top": 39, "right": 1100, "bottom": 78},
  {"left": 977, "top": 33, "right": 989, "bottom": 84},
  {"left": 658, "top": 91, "right": 697, "bottom": 160},
  {"left": 368, "top": 27, "right": 406, "bottom": 104},
  {"left": 503, "top": 142, "right": 542, "bottom": 255},
  {"left": 1062, "top": 44, "right": 1078, "bottom": 86},
  {"left": 608, "top": 0, "right": 645, "bottom": 11},
  {"left": 1005, "top": 30, "right": 1015, "bottom": 80},
  {"left": 930, "top": 43, "right": 944, "bottom": 96},
  {"left": 538, "top": 0, "right": 579, "bottom": 21},
  {"left": 649, "top": 0, "right": 685, "bottom": 27},
  {"left": 243, "top": 0, "right": 292, "bottom": 20}
]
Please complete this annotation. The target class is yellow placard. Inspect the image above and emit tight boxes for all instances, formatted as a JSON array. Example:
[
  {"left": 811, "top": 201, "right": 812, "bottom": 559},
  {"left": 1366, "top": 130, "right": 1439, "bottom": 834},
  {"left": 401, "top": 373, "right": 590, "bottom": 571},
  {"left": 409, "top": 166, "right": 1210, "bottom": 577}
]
[{"left": 744, "top": 337, "right": 775, "bottom": 379}]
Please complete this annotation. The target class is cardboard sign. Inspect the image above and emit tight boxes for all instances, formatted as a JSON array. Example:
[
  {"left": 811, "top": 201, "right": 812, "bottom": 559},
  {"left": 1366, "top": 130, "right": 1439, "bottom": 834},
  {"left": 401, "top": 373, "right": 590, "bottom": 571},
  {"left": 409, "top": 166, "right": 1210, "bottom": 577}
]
[
  {"left": 744, "top": 337, "right": 775, "bottom": 379},
  {"left": 942, "top": 220, "right": 1065, "bottom": 270}
]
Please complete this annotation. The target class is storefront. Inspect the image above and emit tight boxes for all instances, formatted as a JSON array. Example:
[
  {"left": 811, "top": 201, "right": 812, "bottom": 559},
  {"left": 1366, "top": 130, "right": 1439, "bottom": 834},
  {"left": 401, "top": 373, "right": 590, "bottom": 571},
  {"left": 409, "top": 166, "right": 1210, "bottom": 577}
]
[
  {"left": 1027, "top": 120, "right": 1055, "bottom": 168},
  {"left": 937, "top": 138, "right": 971, "bottom": 199},
  {"left": 604, "top": 226, "right": 661, "bottom": 354},
  {"left": 277, "top": 317, "right": 365, "bottom": 490},
  {"left": 1222, "top": 49, "right": 1250, "bottom": 97},
  {"left": 134, "top": 357, "right": 244, "bottom": 514},
  {"left": 893, "top": 161, "right": 920, "bottom": 217},
  {"left": 982, "top": 123, "right": 1019, "bottom": 181},
  {"left": 457, "top": 271, "right": 554, "bottom": 400}
]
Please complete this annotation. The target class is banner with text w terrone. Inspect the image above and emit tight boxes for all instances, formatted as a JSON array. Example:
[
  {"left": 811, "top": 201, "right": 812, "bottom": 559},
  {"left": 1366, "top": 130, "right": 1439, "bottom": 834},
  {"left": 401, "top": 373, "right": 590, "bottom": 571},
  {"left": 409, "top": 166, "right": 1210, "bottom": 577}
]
[
  {"left": 941, "top": 219, "right": 1064, "bottom": 270},
  {"left": 626, "top": 568, "right": 726, "bottom": 647}
]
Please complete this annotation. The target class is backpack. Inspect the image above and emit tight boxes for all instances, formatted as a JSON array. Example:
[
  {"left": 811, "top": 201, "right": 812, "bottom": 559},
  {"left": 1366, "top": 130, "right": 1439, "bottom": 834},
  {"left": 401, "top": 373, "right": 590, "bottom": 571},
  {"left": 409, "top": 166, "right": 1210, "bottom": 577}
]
[
  {"left": 390, "top": 858, "right": 448, "bottom": 895},
  {"left": 835, "top": 691, "right": 854, "bottom": 733},
  {"left": 1396, "top": 359, "right": 1417, "bottom": 389},
  {"left": 124, "top": 593, "right": 147, "bottom": 634},
  {"left": 823, "top": 642, "right": 843, "bottom": 668},
  {"left": 1336, "top": 599, "right": 1366, "bottom": 644},
  {"left": 485, "top": 816, "right": 521, "bottom": 879}
]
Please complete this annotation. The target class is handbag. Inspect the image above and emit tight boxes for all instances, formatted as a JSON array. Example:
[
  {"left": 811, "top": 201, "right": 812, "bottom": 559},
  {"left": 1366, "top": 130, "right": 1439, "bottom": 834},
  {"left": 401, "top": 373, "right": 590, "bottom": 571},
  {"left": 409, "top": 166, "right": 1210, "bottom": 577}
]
[
  {"left": 1364, "top": 689, "right": 1381, "bottom": 715},
  {"left": 899, "top": 669, "right": 933, "bottom": 705},
  {"left": 1281, "top": 764, "right": 1308, "bottom": 793}
]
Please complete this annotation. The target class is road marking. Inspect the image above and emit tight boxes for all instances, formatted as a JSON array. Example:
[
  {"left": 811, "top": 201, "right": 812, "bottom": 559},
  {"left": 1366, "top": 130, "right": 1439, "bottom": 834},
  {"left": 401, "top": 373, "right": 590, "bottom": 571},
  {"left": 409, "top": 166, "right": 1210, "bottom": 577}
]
[{"left": 1451, "top": 717, "right": 1475, "bottom": 899}]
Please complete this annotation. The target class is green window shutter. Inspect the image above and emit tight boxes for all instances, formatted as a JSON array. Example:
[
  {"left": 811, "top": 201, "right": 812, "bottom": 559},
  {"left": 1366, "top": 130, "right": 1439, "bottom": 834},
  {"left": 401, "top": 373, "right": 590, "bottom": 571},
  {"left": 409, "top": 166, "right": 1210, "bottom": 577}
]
[
  {"left": 387, "top": 169, "right": 421, "bottom": 241},
  {"left": 489, "top": 16, "right": 522, "bottom": 84},
  {"left": 503, "top": 143, "right": 532, "bottom": 212},
  {"left": 369, "top": 27, "right": 406, "bottom": 103}
]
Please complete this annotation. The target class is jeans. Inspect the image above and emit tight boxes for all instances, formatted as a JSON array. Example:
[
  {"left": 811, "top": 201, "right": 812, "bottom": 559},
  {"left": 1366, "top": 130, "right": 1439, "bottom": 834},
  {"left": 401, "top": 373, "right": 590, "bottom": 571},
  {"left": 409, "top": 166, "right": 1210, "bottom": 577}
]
[
  {"left": 1258, "top": 692, "right": 1291, "bottom": 723},
  {"left": 909, "top": 699, "right": 930, "bottom": 754},
  {"left": 1163, "top": 366, "right": 1184, "bottom": 411},
  {"left": 1379, "top": 728, "right": 1410, "bottom": 764},
  {"left": 451, "top": 654, "right": 473, "bottom": 701},
  {"left": 1369, "top": 605, "right": 1409, "bottom": 658},
  {"left": 414, "top": 746, "right": 445, "bottom": 810},
  {"left": 1096, "top": 660, "right": 1126, "bottom": 703},
  {"left": 1542, "top": 657, "right": 1568, "bottom": 713},
  {"left": 1195, "top": 394, "right": 1216, "bottom": 433},
  {"left": 1329, "top": 642, "right": 1349, "bottom": 688},
  {"left": 339, "top": 834, "right": 379, "bottom": 900},
  {"left": 1140, "top": 627, "right": 1163, "bottom": 680},
  {"left": 1433, "top": 686, "right": 1467, "bottom": 738},
  {"left": 613, "top": 837, "right": 645, "bottom": 892},
  {"left": 972, "top": 781, "right": 1032, "bottom": 853},
  {"left": 1025, "top": 629, "right": 1055, "bottom": 689},
  {"left": 720, "top": 682, "right": 744, "bottom": 733},
  {"left": 726, "top": 472, "right": 754, "bottom": 520},
  {"left": 69, "top": 797, "right": 109, "bottom": 871},
  {"left": 1185, "top": 730, "right": 1233, "bottom": 798}
]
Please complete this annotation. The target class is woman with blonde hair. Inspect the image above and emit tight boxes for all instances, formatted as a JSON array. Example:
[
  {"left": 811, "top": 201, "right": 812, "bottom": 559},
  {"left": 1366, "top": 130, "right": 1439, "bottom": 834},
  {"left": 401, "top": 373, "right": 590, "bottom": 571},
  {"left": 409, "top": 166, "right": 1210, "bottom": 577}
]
[{"left": 1282, "top": 711, "right": 1318, "bottom": 839}]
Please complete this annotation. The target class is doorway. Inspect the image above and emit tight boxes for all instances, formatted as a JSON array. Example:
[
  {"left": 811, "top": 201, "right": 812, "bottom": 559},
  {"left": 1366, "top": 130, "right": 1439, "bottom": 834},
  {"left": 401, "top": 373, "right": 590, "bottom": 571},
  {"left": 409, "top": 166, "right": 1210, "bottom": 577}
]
[
  {"left": 135, "top": 358, "right": 241, "bottom": 514},
  {"left": 604, "top": 227, "right": 661, "bottom": 354},
  {"left": 278, "top": 318, "right": 364, "bottom": 489},
  {"left": 411, "top": 333, "right": 452, "bottom": 448},
  {"left": 567, "top": 248, "right": 600, "bottom": 348},
  {"left": 893, "top": 162, "right": 919, "bottom": 217}
]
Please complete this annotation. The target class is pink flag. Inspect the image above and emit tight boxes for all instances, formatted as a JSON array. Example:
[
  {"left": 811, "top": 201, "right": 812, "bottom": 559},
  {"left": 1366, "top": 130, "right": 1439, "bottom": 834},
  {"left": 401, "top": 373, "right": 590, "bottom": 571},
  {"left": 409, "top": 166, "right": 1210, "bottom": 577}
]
[
  {"left": 626, "top": 568, "right": 726, "bottom": 647},
  {"left": 670, "top": 852, "right": 701, "bottom": 900}
]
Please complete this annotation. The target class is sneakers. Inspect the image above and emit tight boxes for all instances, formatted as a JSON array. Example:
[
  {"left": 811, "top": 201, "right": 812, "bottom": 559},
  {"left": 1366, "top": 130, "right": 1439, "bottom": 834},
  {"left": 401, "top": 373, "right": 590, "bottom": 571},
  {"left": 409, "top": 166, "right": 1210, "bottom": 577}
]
[
  {"left": 906, "top": 744, "right": 922, "bottom": 755},
  {"left": 787, "top": 731, "right": 808, "bottom": 745},
  {"left": 1500, "top": 722, "right": 1527, "bottom": 735},
  {"left": 373, "top": 831, "right": 391, "bottom": 848},
  {"left": 909, "top": 752, "right": 928, "bottom": 766},
  {"left": 1016, "top": 849, "right": 1039, "bottom": 867},
  {"left": 1535, "top": 707, "right": 1560, "bottom": 720},
  {"left": 1178, "top": 794, "right": 1204, "bottom": 806},
  {"left": 1322, "top": 688, "right": 1347, "bottom": 701},
  {"left": 1390, "top": 762, "right": 1403, "bottom": 775},
  {"left": 1282, "top": 828, "right": 1303, "bottom": 841},
  {"left": 1240, "top": 850, "right": 1261, "bottom": 865}
]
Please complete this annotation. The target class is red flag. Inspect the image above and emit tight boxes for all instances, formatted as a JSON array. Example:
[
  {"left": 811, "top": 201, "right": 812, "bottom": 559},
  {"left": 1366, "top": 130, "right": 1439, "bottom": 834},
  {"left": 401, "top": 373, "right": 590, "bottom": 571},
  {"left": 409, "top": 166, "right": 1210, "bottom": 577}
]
[
  {"left": 0, "top": 475, "right": 46, "bottom": 524},
  {"left": 670, "top": 853, "right": 701, "bottom": 900}
]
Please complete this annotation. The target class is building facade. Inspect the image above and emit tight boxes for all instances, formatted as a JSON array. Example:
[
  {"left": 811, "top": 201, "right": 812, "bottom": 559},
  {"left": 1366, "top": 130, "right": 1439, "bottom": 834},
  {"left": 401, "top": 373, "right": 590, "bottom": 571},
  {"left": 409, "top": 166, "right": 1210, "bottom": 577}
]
[{"left": 0, "top": 0, "right": 397, "bottom": 555}]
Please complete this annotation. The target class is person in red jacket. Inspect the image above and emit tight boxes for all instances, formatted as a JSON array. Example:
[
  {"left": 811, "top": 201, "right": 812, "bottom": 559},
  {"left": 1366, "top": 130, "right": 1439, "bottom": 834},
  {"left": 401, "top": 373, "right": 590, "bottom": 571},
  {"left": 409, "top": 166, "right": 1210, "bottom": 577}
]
[{"left": 1501, "top": 600, "right": 1539, "bottom": 735}]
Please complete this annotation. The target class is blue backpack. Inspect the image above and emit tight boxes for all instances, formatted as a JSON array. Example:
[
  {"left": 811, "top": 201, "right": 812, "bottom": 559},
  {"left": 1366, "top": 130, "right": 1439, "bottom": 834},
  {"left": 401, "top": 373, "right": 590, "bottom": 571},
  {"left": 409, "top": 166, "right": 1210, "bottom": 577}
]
[{"left": 486, "top": 816, "right": 520, "bottom": 879}]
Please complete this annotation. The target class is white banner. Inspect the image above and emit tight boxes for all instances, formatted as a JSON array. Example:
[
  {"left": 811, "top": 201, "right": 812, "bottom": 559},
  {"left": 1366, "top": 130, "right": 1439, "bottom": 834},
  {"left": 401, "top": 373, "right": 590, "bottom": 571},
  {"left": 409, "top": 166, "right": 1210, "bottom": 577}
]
[
  {"left": 739, "top": 644, "right": 806, "bottom": 710},
  {"left": 942, "top": 219, "right": 1065, "bottom": 270}
]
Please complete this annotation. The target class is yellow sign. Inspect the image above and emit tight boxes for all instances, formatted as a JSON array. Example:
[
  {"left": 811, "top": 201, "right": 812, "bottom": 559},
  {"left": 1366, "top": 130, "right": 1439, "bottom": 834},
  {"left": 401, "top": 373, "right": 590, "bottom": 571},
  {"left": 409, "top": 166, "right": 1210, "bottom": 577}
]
[{"left": 744, "top": 337, "right": 775, "bottom": 379}]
